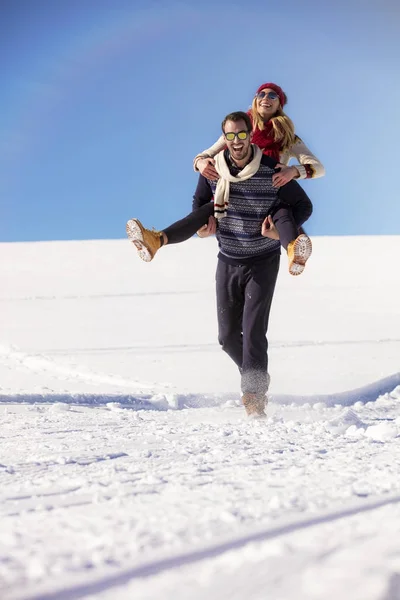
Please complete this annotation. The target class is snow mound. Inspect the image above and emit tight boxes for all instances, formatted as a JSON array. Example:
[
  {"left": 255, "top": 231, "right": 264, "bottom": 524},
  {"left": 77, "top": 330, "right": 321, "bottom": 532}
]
[
  {"left": 325, "top": 408, "right": 367, "bottom": 435},
  {"left": 48, "top": 402, "right": 71, "bottom": 412},
  {"left": 365, "top": 422, "right": 399, "bottom": 442}
]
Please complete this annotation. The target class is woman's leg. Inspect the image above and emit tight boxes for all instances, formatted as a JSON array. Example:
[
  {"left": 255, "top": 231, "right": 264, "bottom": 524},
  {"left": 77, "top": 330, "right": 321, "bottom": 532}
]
[
  {"left": 270, "top": 205, "right": 298, "bottom": 250},
  {"left": 126, "top": 202, "right": 214, "bottom": 262},
  {"left": 163, "top": 202, "right": 214, "bottom": 244},
  {"left": 270, "top": 204, "right": 312, "bottom": 276}
]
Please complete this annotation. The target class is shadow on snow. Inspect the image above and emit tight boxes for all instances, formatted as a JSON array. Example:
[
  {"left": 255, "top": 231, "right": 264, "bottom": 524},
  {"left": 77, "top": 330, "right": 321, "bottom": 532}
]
[{"left": 0, "top": 372, "right": 399, "bottom": 411}]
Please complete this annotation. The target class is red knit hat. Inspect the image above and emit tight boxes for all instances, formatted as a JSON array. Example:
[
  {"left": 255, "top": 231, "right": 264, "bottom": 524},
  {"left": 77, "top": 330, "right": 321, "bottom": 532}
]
[{"left": 255, "top": 83, "right": 287, "bottom": 107}]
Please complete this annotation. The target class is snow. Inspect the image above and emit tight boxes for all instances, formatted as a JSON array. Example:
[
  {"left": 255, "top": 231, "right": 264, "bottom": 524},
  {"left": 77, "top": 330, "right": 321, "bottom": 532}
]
[{"left": 0, "top": 235, "right": 399, "bottom": 600}]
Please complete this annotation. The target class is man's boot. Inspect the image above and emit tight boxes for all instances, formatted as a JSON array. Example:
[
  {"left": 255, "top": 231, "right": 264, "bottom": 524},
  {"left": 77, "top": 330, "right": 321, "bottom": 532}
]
[
  {"left": 287, "top": 233, "right": 312, "bottom": 276},
  {"left": 126, "top": 219, "right": 163, "bottom": 262},
  {"left": 242, "top": 393, "right": 267, "bottom": 418}
]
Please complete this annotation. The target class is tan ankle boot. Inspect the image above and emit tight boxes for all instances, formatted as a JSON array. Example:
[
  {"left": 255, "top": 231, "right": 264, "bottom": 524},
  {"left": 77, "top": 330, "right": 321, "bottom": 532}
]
[
  {"left": 126, "top": 219, "right": 163, "bottom": 262},
  {"left": 242, "top": 393, "right": 267, "bottom": 418},
  {"left": 287, "top": 233, "right": 312, "bottom": 276}
]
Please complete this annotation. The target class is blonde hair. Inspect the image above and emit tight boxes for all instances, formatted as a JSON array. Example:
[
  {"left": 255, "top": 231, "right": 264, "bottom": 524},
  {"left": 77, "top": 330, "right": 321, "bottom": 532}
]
[{"left": 250, "top": 98, "right": 297, "bottom": 151}]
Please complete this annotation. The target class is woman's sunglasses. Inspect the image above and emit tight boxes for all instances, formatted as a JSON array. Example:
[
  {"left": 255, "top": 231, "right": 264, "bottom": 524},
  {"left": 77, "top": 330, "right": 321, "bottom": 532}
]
[
  {"left": 224, "top": 130, "right": 250, "bottom": 141},
  {"left": 256, "top": 91, "right": 279, "bottom": 101}
]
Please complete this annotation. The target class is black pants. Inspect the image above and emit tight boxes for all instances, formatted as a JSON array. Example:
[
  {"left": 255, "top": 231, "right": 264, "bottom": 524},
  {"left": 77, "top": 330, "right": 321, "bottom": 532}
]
[
  {"left": 163, "top": 202, "right": 308, "bottom": 249},
  {"left": 271, "top": 206, "right": 299, "bottom": 249},
  {"left": 216, "top": 253, "right": 280, "bottom": 396},
  {"left": 163, "top": 203, "right": 215, "bottom": 244}
]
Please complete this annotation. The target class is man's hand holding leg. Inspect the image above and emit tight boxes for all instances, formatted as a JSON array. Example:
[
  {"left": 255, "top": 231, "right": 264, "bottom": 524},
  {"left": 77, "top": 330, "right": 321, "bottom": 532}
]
[
  {"left": 197, "top": 215, "right": 217, "bottom": 238},
  {"left": 261, "top": 215, "right": 280, "bottom": 240}
]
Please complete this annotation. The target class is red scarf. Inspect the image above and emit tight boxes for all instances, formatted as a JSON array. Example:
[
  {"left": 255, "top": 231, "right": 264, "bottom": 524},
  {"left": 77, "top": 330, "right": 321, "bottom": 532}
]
[{"left": 247, "top": 111, "right": 282, "bottom": 161}]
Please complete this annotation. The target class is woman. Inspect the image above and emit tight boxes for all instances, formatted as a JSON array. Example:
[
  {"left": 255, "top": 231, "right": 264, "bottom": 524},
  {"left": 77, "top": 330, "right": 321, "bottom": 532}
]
[
  {"left": 194, "top": 82, "right": 324, "bottom": 185},
  {"left": 127, "top": 83, "right": 324, "bottom": 275}
]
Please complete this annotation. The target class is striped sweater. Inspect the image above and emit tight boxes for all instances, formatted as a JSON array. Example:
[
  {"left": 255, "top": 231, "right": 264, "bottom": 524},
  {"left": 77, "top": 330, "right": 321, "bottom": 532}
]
[{"left": 192, "top": 151, "right": 312, "bottom": 264}]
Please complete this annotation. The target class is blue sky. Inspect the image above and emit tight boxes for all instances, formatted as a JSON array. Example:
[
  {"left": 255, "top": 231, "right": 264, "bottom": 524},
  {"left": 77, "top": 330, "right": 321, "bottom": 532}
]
[{"left": 1, "top": 0, "right": 399, "bottom": 242}]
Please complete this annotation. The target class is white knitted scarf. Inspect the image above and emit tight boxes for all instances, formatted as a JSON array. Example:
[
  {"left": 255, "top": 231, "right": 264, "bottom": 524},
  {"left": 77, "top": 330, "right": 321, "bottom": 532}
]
[{"left": 213, "top": 145, "right": 263, "bottom": 219}]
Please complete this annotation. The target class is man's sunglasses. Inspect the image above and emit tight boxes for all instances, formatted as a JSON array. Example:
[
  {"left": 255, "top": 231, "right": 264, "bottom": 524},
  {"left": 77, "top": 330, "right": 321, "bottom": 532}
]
[
  {"left": 256, "top": 91, "right": 279, "bottom": 101},
  {"left": 224, "top": 130, "right": 250, "bottom": 141}
]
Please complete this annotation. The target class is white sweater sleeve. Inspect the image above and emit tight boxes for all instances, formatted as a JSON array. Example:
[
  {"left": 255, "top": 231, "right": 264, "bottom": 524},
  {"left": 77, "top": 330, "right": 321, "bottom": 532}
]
[
  {"left": 282, "top": 137, "right": 325, "bottom": 179},
  {"left": 193, "top": 135, "right": 226, "bottom": 171}
]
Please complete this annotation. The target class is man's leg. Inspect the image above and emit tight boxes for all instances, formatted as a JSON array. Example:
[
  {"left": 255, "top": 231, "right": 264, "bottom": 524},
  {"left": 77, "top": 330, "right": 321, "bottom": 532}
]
[
  {"left": 241, "top": 253, "right": 280, "bottom": 397},
  {"left": 126, "top": 203, "right": 214, "bottom": 261},
  {"left": 215, "top": 260, "right": 245, "bottom": 370}
]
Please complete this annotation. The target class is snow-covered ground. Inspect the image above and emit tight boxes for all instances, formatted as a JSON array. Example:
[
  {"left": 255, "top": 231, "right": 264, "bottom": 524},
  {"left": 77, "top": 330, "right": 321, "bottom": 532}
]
[{"left": 1, "top": 235, "right": 400, "bottom": 600}]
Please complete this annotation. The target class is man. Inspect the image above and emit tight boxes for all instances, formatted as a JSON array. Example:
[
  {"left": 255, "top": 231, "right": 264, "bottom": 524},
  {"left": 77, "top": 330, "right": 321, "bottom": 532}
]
[
  {"left": 126, "top": 111, "right": 312, "bottom": 417},
  {"left": 191, "top": 111, "right": 312, "bottom": 417}
]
